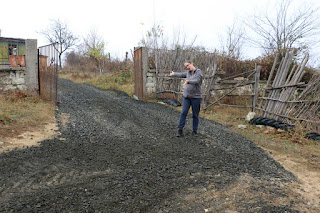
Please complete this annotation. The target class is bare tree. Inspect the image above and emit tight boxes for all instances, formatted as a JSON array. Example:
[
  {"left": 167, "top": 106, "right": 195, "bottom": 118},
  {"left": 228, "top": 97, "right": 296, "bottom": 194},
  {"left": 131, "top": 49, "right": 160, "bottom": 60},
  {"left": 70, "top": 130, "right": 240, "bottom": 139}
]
[
  {"left": 138, "top": 25, "right": 197, "bottom": 71},
  {"left": 138, "top": 24, "right": 167, "bottom": 50},
  {"left": 219, "top": 20, "right": 245, "bottom": 59},
  {"left": 40, "top": 19, "right": 78, "bottom": 69},
  {"left": 139, "top": 25, "right": 196, "bottom": 52},
  {"left": 82, "top": 29, "right": 108, "bottom": 75},
  {"left": 245, "top": 0, "right": 320, "bottom": 56}
]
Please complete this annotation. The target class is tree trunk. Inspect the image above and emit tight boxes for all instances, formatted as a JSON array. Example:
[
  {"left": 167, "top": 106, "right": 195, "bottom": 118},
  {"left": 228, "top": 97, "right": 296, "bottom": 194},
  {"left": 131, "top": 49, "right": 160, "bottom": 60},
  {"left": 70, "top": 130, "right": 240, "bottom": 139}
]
[{"left": 59, "top": 54, "right": 62, "bottom": 70}]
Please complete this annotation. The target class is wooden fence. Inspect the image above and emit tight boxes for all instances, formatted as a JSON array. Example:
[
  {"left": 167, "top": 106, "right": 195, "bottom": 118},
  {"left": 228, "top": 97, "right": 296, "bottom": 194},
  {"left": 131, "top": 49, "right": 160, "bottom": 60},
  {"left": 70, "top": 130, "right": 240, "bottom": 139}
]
[
  {"left": 255, "top": 50, "right": 320, "bottom": 132},
  {"left": 133, "top": 47, "right": 261, "bottom": 110},
  {"left": 134, "top": 47, "right": 320, "bottom": 132},
  {"left": 145, "top": 47, "right": 261, "bottom": 110},
  {"left": 203, "top": 66, "right": 261, "bottom": 111}
]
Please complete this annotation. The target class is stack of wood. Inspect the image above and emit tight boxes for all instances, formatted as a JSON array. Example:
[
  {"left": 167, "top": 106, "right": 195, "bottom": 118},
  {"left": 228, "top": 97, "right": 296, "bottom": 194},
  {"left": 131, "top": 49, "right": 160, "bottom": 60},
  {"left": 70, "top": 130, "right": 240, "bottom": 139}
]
[
  {"left": 257, "top": 50, "right": 320, "bottom": 133},
  {"left": 257, "top": 50, "right": 308, "bottom": 120},
  {"left": 286, "top": 73, "right": 320, "bottom": 132}
]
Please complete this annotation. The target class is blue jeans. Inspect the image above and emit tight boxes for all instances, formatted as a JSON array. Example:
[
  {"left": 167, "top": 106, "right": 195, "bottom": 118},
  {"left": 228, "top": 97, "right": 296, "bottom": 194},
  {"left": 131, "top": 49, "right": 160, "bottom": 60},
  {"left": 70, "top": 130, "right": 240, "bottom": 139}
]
[{"left": 178, "top": 97, "right": 201, "bottom": 131}]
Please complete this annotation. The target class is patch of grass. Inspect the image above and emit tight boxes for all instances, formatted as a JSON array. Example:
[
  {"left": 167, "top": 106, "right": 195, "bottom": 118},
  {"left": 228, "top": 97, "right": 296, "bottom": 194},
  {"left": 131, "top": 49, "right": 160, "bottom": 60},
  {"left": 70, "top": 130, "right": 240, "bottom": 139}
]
[
  {"left": 201, "top": 104, "right": 320, "bottom": 172},
  {"left": 0, "top": 90, "right": 55, "bottom": 139},
  {"left": 60, "top": 67, "right": 135, "bottom": 96},
  {"left": 203, "top": 105, "right": 248, "bottom": 126},
  {"left": 59, "top": 69, "right": 98, "bottom": 84},
  {"left": 0, "top": 114, "right": 11, "bottom": 125}
]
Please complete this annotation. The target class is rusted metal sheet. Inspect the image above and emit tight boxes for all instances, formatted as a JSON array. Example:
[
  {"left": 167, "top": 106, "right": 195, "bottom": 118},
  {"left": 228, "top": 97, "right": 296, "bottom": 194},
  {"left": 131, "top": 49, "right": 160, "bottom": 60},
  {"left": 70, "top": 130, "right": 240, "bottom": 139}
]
[
  {"left": 9, "top": 55, "right": 17, "bottom": 67},
  {"left": 17, "top": 55, "right": 25, "bottom": 66},
  {"left": 134, "top": 47, "right": 144, "bottom": 99},
  {"left": 39, "top": 55, "right": 48, "bottom": 71},
  {"left": 38, "top": 43, "right": 59, "bottom": 103}
]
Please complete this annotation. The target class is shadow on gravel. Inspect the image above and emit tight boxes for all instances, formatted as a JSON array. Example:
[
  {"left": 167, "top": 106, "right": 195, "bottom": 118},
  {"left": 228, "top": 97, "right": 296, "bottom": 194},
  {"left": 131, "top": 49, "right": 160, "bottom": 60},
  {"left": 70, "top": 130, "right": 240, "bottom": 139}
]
[{"left": 0, "top": 79, "right": 313, "bottom": 212}]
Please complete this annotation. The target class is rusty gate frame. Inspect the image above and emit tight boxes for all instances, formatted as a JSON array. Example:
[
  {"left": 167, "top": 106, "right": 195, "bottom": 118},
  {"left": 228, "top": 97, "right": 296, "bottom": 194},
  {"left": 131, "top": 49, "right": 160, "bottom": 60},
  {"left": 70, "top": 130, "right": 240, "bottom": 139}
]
[
  {"left": 38, "top": 43, "right": 59, "bottom": 103},
  {"left": 134, "top": 47, "right": 147, "bottom": 99}
]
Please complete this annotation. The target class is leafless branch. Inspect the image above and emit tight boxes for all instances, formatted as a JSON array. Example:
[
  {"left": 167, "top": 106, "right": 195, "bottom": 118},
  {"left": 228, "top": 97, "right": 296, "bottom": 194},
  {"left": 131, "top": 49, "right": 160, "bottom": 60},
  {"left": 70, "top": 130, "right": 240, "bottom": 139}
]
[
  {"left": 39, "top": 19, "right": 78, "bottom": 69},
  {"left": 245, "top": 0, "right": 320, "bottom": 55}
]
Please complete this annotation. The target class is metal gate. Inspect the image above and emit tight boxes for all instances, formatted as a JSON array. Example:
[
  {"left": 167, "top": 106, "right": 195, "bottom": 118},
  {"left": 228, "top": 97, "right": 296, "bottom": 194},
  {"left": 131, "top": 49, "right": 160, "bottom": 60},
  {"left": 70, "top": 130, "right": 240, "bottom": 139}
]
[{"left": 38, "top": 43, "right": 59, "bottom": 103}]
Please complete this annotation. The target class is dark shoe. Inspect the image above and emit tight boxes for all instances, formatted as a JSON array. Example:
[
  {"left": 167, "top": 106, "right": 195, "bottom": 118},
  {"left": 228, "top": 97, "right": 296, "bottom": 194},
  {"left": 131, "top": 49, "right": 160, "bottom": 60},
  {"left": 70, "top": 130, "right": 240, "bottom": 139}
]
[
  {"left": 192, "top": 130, "right": 198, "bottom": 137},
  {"left": 177, "top": 129, "right": 183, "bottom": 137}
]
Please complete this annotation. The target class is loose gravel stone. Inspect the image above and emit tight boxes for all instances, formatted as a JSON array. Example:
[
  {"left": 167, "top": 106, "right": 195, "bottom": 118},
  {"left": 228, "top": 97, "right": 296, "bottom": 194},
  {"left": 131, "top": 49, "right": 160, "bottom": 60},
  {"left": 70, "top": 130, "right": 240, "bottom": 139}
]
[{"left": 0, "top": 79, "right": 312, "bottom": 212}]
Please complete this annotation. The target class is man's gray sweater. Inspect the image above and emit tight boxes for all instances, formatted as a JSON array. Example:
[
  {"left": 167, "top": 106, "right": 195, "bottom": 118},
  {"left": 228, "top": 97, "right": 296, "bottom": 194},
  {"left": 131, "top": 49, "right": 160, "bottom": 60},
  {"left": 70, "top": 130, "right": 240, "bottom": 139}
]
[{"left": 173, "top": 68, "right": 203, "bottom": 98}]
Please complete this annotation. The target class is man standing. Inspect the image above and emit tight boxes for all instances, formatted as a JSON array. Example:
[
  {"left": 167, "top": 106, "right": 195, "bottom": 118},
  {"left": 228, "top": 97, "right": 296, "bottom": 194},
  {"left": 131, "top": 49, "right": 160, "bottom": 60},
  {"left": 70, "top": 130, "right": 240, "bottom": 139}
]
[{"left": 169, "top": 62, "right": 203, "bottom": 137}]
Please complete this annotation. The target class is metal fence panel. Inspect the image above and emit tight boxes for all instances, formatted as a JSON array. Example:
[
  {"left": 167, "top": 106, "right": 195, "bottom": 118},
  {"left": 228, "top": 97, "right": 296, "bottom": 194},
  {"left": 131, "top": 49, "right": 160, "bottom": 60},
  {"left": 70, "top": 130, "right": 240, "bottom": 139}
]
[{"left": 38, "top": 43, "right": 59, "bottom": 103}]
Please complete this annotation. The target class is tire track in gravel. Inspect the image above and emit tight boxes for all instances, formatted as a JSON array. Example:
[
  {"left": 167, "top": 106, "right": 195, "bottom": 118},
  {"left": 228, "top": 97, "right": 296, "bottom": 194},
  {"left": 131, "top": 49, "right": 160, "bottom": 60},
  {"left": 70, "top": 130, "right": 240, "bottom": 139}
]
[{"left": 0, "top": 79, "right": 317, "bottom": 212}]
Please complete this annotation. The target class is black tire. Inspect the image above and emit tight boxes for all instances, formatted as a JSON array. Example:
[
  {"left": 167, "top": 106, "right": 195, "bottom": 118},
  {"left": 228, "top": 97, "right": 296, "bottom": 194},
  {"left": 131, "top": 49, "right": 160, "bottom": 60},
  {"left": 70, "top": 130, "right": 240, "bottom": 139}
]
[
  {"left": 265, "top": 119, "right": 277, "bottom": 127},
  {"left": 273, "top": 121, "right": 284, "bottom": 129},
  {"left": 251, "top": 116, "right": 264, "bottom": 125},
  {"left": 259, "top": 117, "right": 270, "bottom": 125},
  {"left": 305, "top": 132, "right": 318, "bottom": 138},
  {"left": 249, "top": 117, "right": 259, "bottom": 124},
  {"left": 313, "top": 135, "right": 320, "bottom": 140},
  {"left": 277, "top": 123, "right": 288, "bottom": 129}
]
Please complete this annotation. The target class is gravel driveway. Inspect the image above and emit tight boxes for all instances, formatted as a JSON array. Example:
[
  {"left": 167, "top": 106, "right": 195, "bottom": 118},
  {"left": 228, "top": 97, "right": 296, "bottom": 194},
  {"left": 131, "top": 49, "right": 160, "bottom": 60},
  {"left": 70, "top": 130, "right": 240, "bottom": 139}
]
[{"left": 0, "top": 79, "right": 312, "bottom": 212}]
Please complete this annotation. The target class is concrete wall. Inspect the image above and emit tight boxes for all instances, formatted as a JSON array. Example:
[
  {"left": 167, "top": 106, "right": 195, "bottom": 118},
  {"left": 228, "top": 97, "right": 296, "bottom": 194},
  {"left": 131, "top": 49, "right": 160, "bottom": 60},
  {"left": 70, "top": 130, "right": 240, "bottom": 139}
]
[
  {"left": 25, "top": 39, "right": 38, "bottom": 94},
  {"left": 0, "top": 67, "right": 26, "bottom": 90},
  {"left": 146, "top": 71, "right": 156, "bottom": 94},
  {"left": 141, "top": 47, "right": 148, "bottom": 97}
]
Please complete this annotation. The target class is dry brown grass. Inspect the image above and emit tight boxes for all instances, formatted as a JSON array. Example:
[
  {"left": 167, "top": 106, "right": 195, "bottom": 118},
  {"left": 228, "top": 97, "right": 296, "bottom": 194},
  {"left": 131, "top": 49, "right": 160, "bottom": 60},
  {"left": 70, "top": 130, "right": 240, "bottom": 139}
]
[
  {"left": 59, "top": 71, "right": 98, "bottom": 84},
  {"left": 199, "top": 105, "right": 320, "bottom": 206},
  {"left": 0, "top": 90, "right": 55, "bottom": 140},
  {"left": 201, "top": 105, "right": 320, "bottom": 172},
  {"left": 59, "top": 69, "right": 135, "bottom": 96}
]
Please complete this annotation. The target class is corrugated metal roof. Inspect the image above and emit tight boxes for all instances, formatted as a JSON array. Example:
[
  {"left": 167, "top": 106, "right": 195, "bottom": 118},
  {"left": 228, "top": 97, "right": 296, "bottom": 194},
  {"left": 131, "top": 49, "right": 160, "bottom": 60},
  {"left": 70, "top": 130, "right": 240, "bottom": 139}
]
[{"left": 0, "top": 37, "right": 25, "bottom": 42}]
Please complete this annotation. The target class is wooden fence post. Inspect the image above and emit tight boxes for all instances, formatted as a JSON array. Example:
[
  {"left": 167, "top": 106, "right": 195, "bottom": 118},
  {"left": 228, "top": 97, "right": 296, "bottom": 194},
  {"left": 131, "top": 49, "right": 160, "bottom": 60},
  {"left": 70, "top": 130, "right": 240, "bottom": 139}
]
[
  {"left": 257, "top": 53, "right": 279, "bottom": 116},
  {"left": 203, "top": 62, "right": 217, "bottom": 108},
  {"left": 134, "top": 47, "right": 148, "bottom": 99},
  {"left": 252, "top": 65, "right": 261, "bottom": 112}
]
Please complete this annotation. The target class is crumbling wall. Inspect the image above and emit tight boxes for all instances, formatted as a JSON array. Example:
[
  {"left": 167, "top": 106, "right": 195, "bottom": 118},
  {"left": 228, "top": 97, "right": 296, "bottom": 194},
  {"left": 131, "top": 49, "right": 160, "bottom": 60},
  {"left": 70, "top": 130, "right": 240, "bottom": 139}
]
[{"left": 0, "top": 67, "right": 26, "bottom": 90}]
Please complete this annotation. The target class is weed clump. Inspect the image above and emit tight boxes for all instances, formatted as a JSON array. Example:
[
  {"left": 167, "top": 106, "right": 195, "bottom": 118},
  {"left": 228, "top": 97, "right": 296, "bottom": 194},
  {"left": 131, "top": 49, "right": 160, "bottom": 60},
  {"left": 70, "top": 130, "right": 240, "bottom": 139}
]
[{"left": 0, "top": 90, "right": 55, "bottom": 138}]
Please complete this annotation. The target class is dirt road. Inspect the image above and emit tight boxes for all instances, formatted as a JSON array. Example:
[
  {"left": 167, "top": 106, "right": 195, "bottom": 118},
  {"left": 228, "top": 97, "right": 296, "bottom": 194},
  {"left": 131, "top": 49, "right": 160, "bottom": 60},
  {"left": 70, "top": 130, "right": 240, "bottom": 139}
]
[{"left": 0, "top": 79, "right": 317, "bottom": 212}]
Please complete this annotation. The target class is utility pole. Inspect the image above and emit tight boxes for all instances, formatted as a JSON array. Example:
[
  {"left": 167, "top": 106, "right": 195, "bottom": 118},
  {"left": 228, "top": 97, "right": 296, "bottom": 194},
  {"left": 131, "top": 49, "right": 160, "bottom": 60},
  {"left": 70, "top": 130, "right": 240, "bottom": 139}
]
[
  {"left": 153, "top": 0, "right": 160, "bottom": 94},
  {"left": 153, "top": 0, "right": 158, "bottom": 71}
]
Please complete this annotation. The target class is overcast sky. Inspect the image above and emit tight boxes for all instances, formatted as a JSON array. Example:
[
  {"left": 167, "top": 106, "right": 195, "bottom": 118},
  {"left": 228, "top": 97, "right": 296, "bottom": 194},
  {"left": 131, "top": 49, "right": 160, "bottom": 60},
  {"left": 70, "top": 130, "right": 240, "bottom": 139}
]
[{"left": 1, "top": 0, "right": 319, "bottom": 65}]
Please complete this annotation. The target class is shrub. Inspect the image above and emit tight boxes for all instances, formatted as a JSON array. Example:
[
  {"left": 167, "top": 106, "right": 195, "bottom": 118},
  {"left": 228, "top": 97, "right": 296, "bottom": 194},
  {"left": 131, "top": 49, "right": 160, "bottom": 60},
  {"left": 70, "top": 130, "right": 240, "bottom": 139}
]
[{"left": 109, "top": 67, "right": 133, "bottom": 85}]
